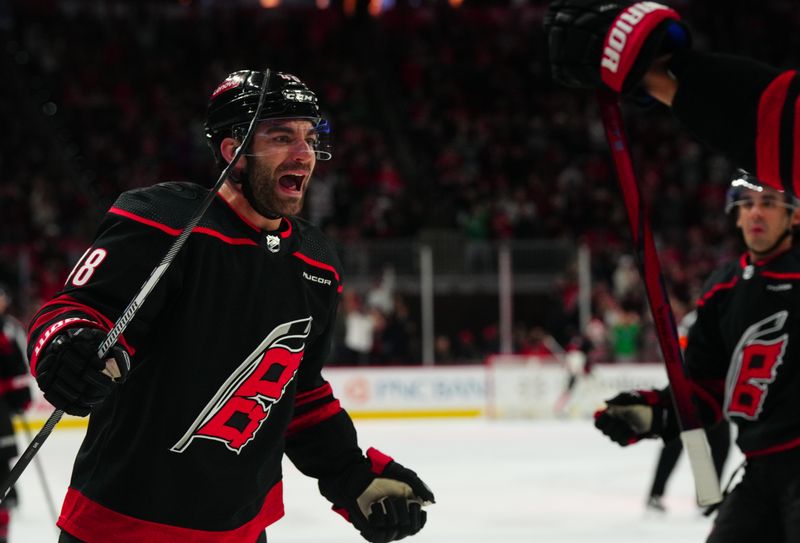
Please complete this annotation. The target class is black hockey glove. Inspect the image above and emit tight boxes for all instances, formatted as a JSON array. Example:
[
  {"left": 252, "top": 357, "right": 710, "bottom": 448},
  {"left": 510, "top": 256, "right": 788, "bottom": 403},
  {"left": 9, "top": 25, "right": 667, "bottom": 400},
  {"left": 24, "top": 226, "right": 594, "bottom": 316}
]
[
  {"left": 35, "top": 328, "right": 130, "bottom": 417},
  {"left": 543, "top": 0, "right": 690, "bottom": 94},
  {"left": 320, "top": 448, "right": 435, "bottom": 543},
  {"left": 594, "top": 390, "right": 673, "bottom": 446}
]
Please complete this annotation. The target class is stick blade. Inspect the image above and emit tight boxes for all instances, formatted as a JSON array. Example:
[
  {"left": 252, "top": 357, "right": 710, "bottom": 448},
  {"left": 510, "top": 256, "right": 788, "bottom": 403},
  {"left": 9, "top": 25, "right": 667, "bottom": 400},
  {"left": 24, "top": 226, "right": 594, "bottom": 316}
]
[{"left": 680, "top": 428, "right": 723, "bottom": 506}]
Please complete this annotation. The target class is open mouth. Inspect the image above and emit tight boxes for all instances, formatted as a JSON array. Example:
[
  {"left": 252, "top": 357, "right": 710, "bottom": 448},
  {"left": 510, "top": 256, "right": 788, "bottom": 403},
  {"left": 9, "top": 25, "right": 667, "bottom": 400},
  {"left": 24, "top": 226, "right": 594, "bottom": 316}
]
[{"left": 278, "top": 174, "right": 304, "bottom": 192}]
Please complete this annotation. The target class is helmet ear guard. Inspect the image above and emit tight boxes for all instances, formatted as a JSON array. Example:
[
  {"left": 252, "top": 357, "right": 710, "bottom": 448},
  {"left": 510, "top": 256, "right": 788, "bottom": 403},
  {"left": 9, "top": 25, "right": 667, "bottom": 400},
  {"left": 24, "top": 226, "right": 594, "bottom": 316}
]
[{"left": 205, "top": 70, "right": 332, "bottom": 168}]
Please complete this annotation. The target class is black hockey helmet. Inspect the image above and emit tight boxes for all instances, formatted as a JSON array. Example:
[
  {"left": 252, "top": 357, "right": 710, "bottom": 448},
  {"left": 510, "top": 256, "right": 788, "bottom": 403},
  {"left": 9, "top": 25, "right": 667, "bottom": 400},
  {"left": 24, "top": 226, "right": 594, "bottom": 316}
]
[
  {"left": 204, "top": 70, "right": 332, "bottom": 165},
  {"left": 724, "top": 169, "right": 800, "bottom": 214}
]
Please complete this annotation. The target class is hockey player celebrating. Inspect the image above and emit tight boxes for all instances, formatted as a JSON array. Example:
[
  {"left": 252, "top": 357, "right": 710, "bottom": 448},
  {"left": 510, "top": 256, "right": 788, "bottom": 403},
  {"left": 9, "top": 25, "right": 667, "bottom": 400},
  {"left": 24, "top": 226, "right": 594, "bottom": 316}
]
[
  {"left": 27, "top": 70, "right": 434, "bottom": 543},
  {"left": 544, "top": 2, "right": 800, "bottom": 540}
]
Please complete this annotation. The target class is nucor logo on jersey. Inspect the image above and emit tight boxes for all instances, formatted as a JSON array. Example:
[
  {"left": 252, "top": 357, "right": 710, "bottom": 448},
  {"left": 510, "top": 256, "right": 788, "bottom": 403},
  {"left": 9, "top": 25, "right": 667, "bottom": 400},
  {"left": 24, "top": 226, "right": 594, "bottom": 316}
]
[
  {"left": 601, "top": 2, "right": 670, "bottom": 74},
  {"left": 171, "top": 317, "right": 313, "bottom": 454},
  {"left": 303, "top": 271, "right": 332, "bottom": 286}
]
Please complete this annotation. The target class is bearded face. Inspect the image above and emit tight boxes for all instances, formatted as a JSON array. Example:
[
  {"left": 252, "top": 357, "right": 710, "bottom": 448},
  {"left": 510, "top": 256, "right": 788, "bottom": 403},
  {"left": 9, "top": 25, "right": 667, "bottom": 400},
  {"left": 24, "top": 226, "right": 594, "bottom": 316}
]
[{"left": 238, "top": 119, "right": 318, "bottom": 219}]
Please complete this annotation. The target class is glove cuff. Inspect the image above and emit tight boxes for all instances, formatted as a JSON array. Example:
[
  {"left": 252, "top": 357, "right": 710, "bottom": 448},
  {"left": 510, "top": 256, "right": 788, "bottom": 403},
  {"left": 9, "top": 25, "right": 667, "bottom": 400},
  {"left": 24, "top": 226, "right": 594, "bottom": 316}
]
[
  {"left": 366, "top": 447, "right": 393, "bottom": 475},
  {"left": 600, "top": 2, "right": 688, "bottom": 93},
  {"left": 318, "top": 454, "right": 375, "bottom": 511}
]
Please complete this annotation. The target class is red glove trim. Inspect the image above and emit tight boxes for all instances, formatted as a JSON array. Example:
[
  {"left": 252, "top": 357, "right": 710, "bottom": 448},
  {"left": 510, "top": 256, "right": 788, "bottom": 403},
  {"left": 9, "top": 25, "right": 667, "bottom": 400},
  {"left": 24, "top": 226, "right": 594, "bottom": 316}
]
[
  {"left": 366, "top": 447, "right": 394, "bottom": 475},
  {"left": 28, "top": 295, "right": 136, "bottom": 358},
  {"left": 639, "top": 389, "right": 661, "bottom": 406},
  {"left": 601, "top": 2, "right": 681, "bottom": 92},
  {"left": 332, "top": 506, "right": 350, "bottom": 522},
  {"left": 29, "top": 318, "right": 103, "bottom": 376}
]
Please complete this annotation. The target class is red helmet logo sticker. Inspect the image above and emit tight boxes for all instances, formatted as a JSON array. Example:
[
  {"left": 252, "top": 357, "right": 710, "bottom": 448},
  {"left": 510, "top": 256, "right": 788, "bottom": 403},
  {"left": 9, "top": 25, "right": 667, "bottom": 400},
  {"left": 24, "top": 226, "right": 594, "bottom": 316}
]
[{"left": 210, "top": 75, "right": 244, "bottom": 100}]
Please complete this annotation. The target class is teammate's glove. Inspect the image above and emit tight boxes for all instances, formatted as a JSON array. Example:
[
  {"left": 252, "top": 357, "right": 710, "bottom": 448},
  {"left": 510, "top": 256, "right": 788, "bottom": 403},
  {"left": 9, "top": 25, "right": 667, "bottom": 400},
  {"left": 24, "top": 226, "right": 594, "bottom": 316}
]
[
  {"left": 594, "top": 390, "right": 672, "bottom": 446},
  {"left": 320, "top": 448, "right": 435, "bottom": 543},
  {"left": 543, "top": 0, "right": 690, "bottom": 94},
  {"left": 35, "top": 328, "right": 130, "bottom": 417}
]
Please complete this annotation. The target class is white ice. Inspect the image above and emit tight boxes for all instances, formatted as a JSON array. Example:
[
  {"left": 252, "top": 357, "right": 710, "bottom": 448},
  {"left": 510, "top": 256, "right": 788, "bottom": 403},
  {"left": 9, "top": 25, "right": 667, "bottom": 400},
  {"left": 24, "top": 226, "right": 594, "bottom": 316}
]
[{"left": 9, "top": 418, "right": 744, "bottom": 542}]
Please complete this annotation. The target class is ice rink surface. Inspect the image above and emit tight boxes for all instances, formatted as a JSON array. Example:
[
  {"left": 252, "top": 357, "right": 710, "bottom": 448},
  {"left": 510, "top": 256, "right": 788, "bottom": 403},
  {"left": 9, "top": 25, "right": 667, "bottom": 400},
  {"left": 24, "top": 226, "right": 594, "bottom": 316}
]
[{"left": 8, "top": 418, "right": 743, "bottom": 542}]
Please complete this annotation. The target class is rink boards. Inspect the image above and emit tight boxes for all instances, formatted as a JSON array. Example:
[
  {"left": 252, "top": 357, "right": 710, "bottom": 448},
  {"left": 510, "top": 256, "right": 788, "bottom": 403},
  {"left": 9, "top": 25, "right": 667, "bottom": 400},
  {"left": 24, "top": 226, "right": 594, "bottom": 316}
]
[{"left": 20, "top": 360, "right": 670, "bottom": 428}]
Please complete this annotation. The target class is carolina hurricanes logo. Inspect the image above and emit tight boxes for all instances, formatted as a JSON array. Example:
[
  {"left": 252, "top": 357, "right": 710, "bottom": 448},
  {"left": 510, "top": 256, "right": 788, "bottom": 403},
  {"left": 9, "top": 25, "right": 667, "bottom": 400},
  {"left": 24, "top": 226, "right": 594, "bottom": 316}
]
[
  {"left": 171, "top": 317, "right": 312, "bottom": 454},
  {"left": 725, "top": 311, "right": 788, "bottom": 421}
]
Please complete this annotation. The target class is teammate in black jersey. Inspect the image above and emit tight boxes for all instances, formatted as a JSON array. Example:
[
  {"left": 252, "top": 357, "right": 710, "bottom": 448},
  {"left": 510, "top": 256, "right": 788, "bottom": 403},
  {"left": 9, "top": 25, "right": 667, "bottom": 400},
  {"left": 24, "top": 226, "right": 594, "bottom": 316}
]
[
  {"left": 545, "top": 2, "right": 800, "bottom": 540},
  {"left": 28, "top": 70, "right": 434, "bottom": 543},
  {"left": 596, "top": 171, "right": 800, "bottom": 541}
]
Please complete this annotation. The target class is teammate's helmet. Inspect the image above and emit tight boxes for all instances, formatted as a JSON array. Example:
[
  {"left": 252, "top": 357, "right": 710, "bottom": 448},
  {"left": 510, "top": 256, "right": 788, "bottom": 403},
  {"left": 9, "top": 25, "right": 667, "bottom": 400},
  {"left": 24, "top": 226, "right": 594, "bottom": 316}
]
[
  {"left": 724, "top": 169, "right": 800, "bottom": 214},
  {"left": 204, "top": 70, "right": 332, "bottom": 165}
]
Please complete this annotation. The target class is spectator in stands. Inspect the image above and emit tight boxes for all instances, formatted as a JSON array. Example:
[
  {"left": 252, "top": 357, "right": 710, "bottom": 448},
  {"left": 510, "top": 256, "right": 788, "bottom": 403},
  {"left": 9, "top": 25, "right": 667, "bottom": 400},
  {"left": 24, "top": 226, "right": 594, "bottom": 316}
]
[
  {"left": 340, "top": 290, "right": 383, "bottom": 366},
  {"left": 4, "top": 2, "right": 798, "bottom": 366}
]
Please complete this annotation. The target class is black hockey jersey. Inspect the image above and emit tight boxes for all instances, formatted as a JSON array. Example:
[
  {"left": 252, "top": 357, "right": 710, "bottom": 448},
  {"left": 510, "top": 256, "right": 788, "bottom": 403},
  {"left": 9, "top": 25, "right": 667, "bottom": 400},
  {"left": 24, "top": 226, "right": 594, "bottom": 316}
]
[
  {"left": 685, "top": 246, "right": 800, "bottom": 457},
  {"left": 28, "top": 182, "right": 365, "bottom": 543}
]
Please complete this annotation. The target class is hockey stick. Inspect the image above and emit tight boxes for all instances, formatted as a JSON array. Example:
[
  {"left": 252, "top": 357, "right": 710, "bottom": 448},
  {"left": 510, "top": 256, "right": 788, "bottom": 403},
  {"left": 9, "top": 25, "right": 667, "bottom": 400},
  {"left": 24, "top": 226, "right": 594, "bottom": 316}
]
[
  {"left": 18, "top": 413, "right": 59, "bottom": 530},
  {"left": 0, "top": 69, "right": 274, "bottom": 503},
  {"left": 596, "top": 89, "right": 722, "bottom": 506}
]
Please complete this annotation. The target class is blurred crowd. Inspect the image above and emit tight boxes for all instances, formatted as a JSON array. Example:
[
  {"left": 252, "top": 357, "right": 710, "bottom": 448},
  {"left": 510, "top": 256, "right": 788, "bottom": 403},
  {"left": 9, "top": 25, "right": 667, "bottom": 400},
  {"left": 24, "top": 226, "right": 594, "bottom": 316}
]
[{"left": 1, "top": 0, "right": 795, "bottom": 364}]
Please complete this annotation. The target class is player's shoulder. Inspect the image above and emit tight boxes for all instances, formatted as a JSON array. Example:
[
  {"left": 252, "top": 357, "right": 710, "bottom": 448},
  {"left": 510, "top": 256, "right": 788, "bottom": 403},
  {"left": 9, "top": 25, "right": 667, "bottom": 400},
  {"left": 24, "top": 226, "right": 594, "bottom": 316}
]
[
  {"left": 703, "top": 260, "right": 739, "bottom": 291},
  {"left": 110, "top": 182, "right": 209, "bottom": 230},
  {"left": 768, "top": 244, "right": 800, "bottom": 272},
  {"left": 292, "top": 216, "right": 343, "bottom": 275},
  {"left": 696, "top": 259, "right": 740, "bottom": 307}
]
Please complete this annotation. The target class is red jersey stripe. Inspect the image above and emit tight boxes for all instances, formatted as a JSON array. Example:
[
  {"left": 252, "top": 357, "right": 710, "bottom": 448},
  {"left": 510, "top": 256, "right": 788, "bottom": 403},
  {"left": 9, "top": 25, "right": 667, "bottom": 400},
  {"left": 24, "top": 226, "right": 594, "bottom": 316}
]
[
  {"left": 109, "top": 208, "right": 258, "bottom": 246},
  {"left": 696, "top": 276, "right": 738, "bottom": 307},
  {"left": 58, "top": 482, "right": 284, "bottom": 543},
  {"left": 285, "top": 400, "right": 342, "bottom": 436},
  {"left": 744, "top": 436, "right": 800, "bottom": 459},
  {"left": 292, "top": 252, "right": 340, "bottom": 283},
  {"left": 294, "top": 382, "right": 333, "bottom": 407},
  {"left": 761, "top": 271, "right": 800, "bottom": 280}
]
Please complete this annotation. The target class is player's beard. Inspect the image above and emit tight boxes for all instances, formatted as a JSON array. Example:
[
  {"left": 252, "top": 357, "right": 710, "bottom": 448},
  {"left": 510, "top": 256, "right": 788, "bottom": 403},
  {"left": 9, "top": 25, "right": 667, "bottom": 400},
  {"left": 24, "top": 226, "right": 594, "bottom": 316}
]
[{"left": 241, "top": 162, "right": 307, "bottom": 219}]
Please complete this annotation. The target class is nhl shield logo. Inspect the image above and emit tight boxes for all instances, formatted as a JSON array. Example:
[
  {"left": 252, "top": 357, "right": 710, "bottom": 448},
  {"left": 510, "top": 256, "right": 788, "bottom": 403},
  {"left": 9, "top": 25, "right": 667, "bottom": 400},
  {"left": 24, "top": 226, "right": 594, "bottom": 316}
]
[{"left": 265, "top": 234, "right": 280, "bottom": 253}]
